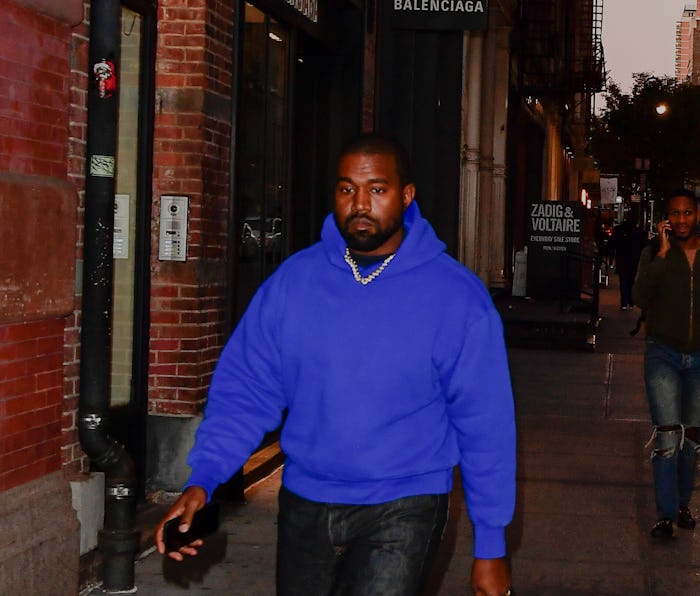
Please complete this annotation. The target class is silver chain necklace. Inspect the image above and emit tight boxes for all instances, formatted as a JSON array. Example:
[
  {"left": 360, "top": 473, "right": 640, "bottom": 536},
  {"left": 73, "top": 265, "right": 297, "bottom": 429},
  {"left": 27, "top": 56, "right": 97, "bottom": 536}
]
[{"left": 343, "top": 248, "right": 396, "bottom": 285}]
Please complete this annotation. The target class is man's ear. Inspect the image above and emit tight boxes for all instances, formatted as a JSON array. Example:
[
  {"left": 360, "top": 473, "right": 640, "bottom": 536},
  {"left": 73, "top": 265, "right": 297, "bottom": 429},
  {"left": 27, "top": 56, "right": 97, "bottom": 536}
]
[{"left": 402, "top": 183, "right": 416, "bottom": 209}]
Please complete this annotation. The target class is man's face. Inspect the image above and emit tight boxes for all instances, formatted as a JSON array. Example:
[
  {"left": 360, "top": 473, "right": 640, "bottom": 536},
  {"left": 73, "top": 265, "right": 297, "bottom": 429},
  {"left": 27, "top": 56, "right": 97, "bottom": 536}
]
[
  {"left": 334, "top": 152, "right": 415, "bottom": 255},
  {"left": 667, "top": 195, "right": 698, "bottom": 240}
]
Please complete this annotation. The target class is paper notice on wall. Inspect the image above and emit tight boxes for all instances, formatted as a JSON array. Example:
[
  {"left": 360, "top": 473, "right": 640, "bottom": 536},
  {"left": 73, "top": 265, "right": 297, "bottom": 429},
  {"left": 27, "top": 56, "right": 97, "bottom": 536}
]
[
  {"left": 600, "top": 176, "right": 618, "bottom": 206},
  {"left": 113, "top": 194, "right": 129, "bottom": 259}
]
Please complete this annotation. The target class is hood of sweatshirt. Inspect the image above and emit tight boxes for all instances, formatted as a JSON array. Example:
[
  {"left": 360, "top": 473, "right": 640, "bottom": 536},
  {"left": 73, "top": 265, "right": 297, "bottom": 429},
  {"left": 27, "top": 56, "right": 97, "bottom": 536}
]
[{"left": 320, "top": 201, "right": 447, "bottom": 277}]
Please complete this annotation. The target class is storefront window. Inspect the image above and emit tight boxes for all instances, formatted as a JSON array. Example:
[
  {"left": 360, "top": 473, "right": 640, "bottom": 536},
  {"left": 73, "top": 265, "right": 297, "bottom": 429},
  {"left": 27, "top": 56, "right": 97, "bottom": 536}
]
[{"left": 235, "top": 3, "right": 290, "bottom": 313}]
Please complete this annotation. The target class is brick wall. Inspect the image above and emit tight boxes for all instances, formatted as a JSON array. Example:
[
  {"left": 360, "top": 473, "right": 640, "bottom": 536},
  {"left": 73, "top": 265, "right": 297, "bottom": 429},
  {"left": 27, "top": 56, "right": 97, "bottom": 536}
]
[
  {"left": 149, "top": 0, "right": 233, "bottom": 415},
  {"left": 0, "top": 0, "right": 81, "bottom": 480},
  {"left": 63, "top": 2, "right": 89, "bottom": 472},
  {"left": 0, "top": 2, "right": 70, "bottom": 178},
  {"left": 0, "top": 320, "right": 64, "bottom": 491}
]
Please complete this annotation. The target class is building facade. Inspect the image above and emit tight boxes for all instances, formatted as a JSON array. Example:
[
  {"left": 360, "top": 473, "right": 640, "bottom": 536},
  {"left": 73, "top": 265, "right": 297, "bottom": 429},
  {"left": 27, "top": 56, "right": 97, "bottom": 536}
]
[
  {"left": 676, "top": 1, "right": 698, "bottom": 84},
  {"left": 0, "top": 0, "right": 602, "bottom": 591}
]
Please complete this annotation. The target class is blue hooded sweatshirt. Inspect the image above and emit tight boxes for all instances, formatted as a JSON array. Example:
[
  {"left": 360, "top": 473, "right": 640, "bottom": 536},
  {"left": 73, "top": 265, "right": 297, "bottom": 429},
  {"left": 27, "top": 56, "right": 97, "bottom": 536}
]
[{"left": 185, "top": 202, "right": 516, "bottom": 558}]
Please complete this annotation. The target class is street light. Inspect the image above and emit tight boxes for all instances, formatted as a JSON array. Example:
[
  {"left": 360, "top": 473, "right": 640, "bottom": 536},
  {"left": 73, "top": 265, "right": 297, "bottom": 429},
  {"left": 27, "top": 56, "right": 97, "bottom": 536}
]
[{"left": 632, "top": 97, "right": 666, "bottom": 230}]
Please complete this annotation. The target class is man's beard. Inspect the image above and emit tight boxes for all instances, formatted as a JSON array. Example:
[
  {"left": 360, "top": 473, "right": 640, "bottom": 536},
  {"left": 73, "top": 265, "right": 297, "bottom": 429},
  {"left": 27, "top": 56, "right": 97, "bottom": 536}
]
[{"left": 337, "top": 213, "right": 403, "bottom": 252}]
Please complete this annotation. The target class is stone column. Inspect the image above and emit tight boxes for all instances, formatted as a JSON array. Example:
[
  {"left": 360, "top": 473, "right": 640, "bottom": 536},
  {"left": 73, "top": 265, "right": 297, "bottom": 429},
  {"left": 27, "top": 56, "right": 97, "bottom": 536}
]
[
  {"left": 458, "top": 31, "right": 483, "bottom": 271},
  {"left": 476, "top": 26, "right": 497, "bottom": 285},
  {"left": 488, "top": 26, "right": 512, "bottom": 288}
]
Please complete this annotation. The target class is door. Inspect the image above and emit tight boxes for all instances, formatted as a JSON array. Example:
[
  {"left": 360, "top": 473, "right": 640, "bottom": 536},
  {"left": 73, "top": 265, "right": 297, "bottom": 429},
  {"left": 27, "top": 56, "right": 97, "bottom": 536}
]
[
  {"left": 233, "top": 0, "right": 363, "bottom": 320},
  {"left": 376, "top": 23, "right": 463, "bottom": 255},
  {"left": 234, "top": 3, "right": 292, "bottom": 317},
  {"left": 108, "top": 1, "right": 156, "bottom": 499}
]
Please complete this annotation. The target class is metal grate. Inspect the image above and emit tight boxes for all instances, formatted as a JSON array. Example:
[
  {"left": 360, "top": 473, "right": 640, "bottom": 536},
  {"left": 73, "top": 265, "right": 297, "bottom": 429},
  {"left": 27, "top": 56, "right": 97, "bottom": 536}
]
[
  {"left": 519, "top": 0, "right": 605, "bottom": 96},
  {"left": 570, "top": 0, "right": 605, "bottom": 93},
  {"left": 519, "top": 0, "right": 561, "bottom": 95},
  {"left": 590, "top": 0, "right": 605, "bottom": 89}
]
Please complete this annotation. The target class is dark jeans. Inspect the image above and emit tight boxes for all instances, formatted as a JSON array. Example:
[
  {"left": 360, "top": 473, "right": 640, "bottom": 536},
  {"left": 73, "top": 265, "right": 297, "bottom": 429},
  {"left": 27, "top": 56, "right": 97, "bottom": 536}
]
[
  {"left": 644, "top": 339, "right": 700, "bottom": 519},
  {"left": 276, "top": 486, "right": 449, "bottom": 596},
  {"left": 618, "top": 273, "right": 635, "bottom": 308}
]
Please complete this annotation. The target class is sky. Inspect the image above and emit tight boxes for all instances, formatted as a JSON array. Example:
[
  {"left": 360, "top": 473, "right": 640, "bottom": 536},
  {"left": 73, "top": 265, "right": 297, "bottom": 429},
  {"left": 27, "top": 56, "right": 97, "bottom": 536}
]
[{"left": 601, "top": 0, "right": 690, "bottom": 93}]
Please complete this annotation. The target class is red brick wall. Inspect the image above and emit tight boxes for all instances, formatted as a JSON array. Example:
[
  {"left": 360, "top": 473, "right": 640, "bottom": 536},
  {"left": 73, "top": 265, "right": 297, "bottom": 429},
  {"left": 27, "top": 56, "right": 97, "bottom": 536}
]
[
  {"left": 0, "top": 2, "right": 70, "bottom": 178},
  {"left": 63, "top": 2, "right": 89, "bottom": 473},
  {"left": 0, "top": 320, "right": 64, "bottom": 491},
  {"left": 61, "top": 311, "right": 84, "bottom": 472},
  {"left": 149, "top": 0, "right": 233, "bottom": 416},
  {"left": 0, "top": 1, "right": 83, "bottom": 482}
]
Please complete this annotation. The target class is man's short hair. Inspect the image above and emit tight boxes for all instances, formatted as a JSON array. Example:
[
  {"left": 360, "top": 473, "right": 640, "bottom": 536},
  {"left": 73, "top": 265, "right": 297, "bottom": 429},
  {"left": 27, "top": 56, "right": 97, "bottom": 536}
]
[
  {"left": 668, "top": 188, "right": 697, "bottom": 202},
  {"left": 338, "top": 133, "right": 413, "bottom": 188}
]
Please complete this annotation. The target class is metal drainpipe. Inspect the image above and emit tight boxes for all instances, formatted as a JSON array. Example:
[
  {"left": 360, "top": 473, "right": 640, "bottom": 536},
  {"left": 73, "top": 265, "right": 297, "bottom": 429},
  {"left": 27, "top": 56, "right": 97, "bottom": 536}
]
[{"left": 79, "top": 0, "right": 139, "bottom": 591}]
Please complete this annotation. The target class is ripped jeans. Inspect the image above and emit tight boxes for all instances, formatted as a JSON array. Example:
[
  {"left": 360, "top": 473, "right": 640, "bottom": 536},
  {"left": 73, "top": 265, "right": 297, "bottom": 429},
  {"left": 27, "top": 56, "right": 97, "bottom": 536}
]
[{"left": 644, "top": 338, "right": 700, "bottom": 520}]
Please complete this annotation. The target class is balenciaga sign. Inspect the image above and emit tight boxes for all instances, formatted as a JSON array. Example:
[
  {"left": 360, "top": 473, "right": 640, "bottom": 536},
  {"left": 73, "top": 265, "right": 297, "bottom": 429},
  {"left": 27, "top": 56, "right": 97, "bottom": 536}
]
[{"left": 390, "top": 0, "right": 488, "bottom": 30}]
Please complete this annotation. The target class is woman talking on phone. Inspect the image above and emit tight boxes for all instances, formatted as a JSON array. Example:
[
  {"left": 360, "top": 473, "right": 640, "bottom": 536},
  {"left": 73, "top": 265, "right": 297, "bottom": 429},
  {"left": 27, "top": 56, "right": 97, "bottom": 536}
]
[{"left": 633, "top": 188, "right": 700, "bottom": 540}]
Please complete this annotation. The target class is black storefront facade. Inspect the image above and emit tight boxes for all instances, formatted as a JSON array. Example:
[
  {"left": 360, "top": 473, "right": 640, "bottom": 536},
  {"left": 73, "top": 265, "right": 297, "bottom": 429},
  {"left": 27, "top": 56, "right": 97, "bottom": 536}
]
[
  {"left": 203, "top": 0, "right": 507, "bottom": 501},
  {"left": 375, "top": 1, "right": 491, "bottom": 257}
]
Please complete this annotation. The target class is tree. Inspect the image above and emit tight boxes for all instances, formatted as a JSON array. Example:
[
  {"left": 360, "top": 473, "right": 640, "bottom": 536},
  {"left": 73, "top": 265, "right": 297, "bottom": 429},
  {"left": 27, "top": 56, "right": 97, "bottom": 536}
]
[{"left": 591, "top": 73, "right": 700, "bottom": 214}]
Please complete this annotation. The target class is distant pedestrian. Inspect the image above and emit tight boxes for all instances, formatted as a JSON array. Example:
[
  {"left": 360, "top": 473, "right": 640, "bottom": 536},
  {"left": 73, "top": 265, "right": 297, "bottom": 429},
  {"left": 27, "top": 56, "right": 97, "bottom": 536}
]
[
  {"left": 595, "top": 221, "right": 613, "bottom": 270},
  {"left": 633, "top": 188, "right": 700, "bottom": 539},
  {"left": 154, "top": 133, "right": 516, "bottom": 595},
  {"left": 611, "top": 216, "right": 646, "bottom": 309}
]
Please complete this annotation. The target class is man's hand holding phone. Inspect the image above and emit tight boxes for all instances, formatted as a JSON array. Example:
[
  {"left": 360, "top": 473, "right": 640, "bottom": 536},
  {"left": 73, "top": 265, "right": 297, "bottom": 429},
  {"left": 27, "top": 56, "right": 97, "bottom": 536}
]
[
  {"left": 155, "top": 486, "right": 215, "bottom": 561},
  {"left": 657, "top": 219, "right": 672, "bottom": 257}
]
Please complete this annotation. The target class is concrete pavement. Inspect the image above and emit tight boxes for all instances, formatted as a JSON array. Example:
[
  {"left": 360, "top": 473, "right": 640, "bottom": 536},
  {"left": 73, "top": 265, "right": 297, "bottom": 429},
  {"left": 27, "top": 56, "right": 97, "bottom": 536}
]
[{"left": 87, "top": 275, "right": 700, "bottom": 595}]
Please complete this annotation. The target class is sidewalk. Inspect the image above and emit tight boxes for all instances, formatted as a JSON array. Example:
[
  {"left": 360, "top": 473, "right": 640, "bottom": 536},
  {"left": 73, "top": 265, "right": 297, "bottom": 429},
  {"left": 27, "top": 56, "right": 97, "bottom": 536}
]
[{"left": 90, "top": 275, "right": 700, "bottom": 595}]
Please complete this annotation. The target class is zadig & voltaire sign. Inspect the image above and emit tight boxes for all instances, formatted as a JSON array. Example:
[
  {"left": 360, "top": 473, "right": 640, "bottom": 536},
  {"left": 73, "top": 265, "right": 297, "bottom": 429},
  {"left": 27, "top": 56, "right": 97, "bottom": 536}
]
[{"left": 390, "top": 0, "right": 488, "bottom": 30}]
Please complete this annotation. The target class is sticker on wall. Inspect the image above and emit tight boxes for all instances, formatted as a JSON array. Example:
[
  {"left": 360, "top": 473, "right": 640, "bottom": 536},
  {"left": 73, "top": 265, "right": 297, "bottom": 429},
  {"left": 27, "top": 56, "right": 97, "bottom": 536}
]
[
  {"left": 90, "top": 154, "right": 115, "bottom": 177},
  {"left": 93, "top": 58, "right": 116, "bottom": 99}
]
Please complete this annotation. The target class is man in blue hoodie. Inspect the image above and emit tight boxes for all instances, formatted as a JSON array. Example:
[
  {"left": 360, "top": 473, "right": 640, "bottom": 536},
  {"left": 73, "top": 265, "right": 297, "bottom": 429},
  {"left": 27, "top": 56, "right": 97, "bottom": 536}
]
[{"left": 155, "top": 134, "right": 516, "bottom": 596}]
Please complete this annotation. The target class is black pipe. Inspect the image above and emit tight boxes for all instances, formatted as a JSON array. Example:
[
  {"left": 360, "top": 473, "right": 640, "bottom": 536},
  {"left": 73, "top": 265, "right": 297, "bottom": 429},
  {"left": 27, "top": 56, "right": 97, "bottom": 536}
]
[{"left": 79, "top": 0, "right": 139, "bottom": 591}]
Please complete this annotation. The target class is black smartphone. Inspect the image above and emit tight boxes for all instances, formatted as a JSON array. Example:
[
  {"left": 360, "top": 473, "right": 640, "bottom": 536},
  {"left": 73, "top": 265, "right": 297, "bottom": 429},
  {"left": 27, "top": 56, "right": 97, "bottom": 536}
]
[{"left": 164, "top": 502, "right": 220, "bottom": 552}]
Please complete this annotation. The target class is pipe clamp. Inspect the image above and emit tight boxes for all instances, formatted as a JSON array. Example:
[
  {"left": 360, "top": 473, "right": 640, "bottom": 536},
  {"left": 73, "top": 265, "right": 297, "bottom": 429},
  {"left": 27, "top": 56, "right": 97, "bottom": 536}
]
[
  {"left": 107, "top": 484, "right": 134, "bottom": 499},
  {"left": 81, "top": 413, "right": 103, "bottom": 429}
]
